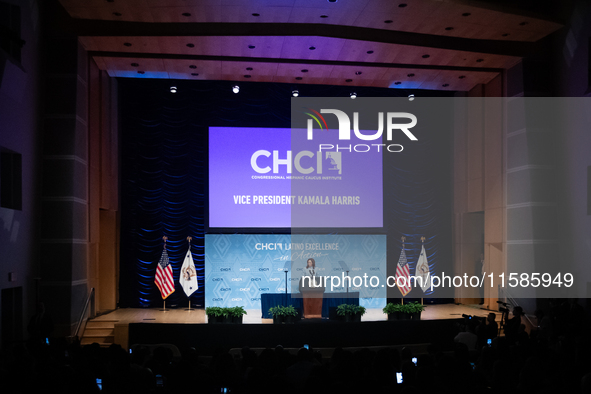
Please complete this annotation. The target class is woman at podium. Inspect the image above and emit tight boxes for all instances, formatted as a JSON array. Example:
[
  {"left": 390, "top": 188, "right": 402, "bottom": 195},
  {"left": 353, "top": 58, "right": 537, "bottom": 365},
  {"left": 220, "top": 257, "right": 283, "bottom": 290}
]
[
  {"left": 299, "top": 258, "right": 324, "bottom": 318},
  {"left": 306, "top": 258, "right": 316, "bottom": 277},
  {"left": 299, "top": 258, "right": 325, "bottom": 292}
]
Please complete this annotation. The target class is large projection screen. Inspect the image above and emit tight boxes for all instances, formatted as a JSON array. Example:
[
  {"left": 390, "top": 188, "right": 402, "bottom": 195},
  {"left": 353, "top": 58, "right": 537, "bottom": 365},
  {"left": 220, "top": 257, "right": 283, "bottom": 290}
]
[{"left": 208, "top": 126, "right": 383, "bottom": 228}]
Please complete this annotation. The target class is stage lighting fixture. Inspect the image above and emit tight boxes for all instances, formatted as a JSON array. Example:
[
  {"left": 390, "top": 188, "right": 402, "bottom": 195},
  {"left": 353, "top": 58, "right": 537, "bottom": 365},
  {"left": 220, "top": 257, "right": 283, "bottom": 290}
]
[
  {"left": 350, "top": 92, "right": 357, "bottom": 99},
  {"left": 170, "top": 86, "right": 177, "bottom": 93},
  {"left": 408, "top": 94, "right": 415, "bottom": 101},
  {"left": 292, "top": 90, "right": 299, "bottom": 97},
  {"left": 232, "top": 85, "right": 240, "bottom": 94}
]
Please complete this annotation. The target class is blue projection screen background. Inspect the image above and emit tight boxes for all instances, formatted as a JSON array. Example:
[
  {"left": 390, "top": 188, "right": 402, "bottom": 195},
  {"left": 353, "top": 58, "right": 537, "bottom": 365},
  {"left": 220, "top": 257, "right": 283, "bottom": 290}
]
[{"left": 205, "top": 234, "right": 387, "bottom": 309}]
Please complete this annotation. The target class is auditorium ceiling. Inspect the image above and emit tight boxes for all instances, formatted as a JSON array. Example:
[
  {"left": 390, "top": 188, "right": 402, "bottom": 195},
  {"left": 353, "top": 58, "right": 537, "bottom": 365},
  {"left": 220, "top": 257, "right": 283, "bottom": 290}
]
[{"left": 57, "top": 0, "right": 563, "bottom": 92}]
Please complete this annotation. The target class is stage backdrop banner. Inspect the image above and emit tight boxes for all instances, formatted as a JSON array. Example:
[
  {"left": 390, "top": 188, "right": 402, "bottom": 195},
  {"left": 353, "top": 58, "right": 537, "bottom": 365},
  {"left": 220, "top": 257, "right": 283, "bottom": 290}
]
[
  {"left": 205, "top": 234, "right": 291, "bottom": 309},
  {"left": 205, "top": 234, "right": 387, "bottom": 309}
]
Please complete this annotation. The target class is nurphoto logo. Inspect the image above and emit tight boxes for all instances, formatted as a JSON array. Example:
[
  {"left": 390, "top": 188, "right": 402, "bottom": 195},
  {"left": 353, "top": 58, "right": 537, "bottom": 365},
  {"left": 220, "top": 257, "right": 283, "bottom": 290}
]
[{"left": 304, "top": 108, "right": 418, "bottom": 153}]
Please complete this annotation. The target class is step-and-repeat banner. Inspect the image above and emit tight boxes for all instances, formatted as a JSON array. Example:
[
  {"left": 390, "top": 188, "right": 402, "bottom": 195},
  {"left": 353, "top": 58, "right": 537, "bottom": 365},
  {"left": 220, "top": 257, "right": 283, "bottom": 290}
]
[{"left": 205, "top": 234, "right": 387, "bottom": 309}]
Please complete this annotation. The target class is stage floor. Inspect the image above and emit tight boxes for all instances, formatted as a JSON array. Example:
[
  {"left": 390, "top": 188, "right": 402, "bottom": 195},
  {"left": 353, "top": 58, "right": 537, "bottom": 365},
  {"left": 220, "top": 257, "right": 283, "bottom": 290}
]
[{"left": 93, "top": 303, "right": 501, "bottom": 325}]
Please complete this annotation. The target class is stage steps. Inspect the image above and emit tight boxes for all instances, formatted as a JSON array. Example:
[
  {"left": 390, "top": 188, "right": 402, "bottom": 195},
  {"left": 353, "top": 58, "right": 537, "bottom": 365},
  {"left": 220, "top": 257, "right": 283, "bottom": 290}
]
[{"left": 81, "top": 319, "right": 119, "bottom": 347}]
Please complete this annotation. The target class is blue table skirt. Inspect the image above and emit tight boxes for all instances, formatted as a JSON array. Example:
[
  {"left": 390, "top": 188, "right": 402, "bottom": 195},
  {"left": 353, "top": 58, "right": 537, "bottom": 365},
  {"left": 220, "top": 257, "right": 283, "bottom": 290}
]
[{"left": 260, "top": 292, "right": 360, "bottom": 318}]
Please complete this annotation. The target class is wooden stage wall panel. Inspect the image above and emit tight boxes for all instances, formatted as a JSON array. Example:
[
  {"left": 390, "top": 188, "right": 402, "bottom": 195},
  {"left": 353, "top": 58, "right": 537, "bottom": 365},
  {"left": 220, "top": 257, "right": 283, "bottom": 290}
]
[{"left": 129, "top": 319, "right": 463, "bottom": 355}]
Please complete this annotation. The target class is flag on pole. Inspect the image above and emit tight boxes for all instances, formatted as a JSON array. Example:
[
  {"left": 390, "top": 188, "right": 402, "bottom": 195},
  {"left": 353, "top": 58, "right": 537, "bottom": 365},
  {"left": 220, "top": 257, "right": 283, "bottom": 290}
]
[
  {"left": 155, "top": 248, "right": 175, "bottom": 299},
  {"left": 180, "top": 248, "right": 198, "bottom": 297},
  {"left": 395, "top": 244, "right": 412, "bottom": 296},
  {"left": 415, "top": 243, "right": 431, "bottom": 292}
]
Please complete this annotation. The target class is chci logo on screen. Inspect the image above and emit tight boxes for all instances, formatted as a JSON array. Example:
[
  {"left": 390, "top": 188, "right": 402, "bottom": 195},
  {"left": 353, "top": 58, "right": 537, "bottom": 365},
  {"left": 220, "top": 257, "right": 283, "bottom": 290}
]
[
  {"left": 251, "top": 150, "right": 342, "bottom": 175},
  {"left": 303, "top": 108, "right": 417, "bottom": 153}
]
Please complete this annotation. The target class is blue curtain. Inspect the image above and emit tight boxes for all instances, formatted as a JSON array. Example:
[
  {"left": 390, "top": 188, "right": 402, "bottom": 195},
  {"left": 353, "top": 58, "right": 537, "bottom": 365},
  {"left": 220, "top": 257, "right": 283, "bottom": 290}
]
[
  {"left": 119, "top": 79, "right": 453, "bottom": 307},
  {"left": 383, "top": 102, "right": 453, "bottom": 298}
]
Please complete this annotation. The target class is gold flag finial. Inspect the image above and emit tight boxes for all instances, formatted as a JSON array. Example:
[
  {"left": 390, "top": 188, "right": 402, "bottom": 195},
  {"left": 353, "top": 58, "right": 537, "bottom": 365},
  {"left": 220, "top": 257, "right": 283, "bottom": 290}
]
[
  {"left": 401, "top": 236, "right": 406, "bottom": 243},
  {"left": 187, "top": 236, "right": 192, "bottom": 243},
  {"left": 421, "top": 236, "right": 426, "bottom": 243}
]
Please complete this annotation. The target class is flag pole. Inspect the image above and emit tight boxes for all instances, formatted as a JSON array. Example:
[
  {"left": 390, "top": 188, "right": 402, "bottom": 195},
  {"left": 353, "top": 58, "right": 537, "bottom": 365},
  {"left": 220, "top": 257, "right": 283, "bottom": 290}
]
[
  {"left": 421, "top": 236, "right": 425, "bottom": 306},
  {"left": 185, "top": 236, "right": 194, "bottom": 311},
  {"left": 401, "top": 236, "right": 405, "bottom": 306},
  {"left": 181, "top": 236, "right": 193, "bottom": 312},
  {"left": 160, "top": 236, "right": 168, "bottom": 312}
]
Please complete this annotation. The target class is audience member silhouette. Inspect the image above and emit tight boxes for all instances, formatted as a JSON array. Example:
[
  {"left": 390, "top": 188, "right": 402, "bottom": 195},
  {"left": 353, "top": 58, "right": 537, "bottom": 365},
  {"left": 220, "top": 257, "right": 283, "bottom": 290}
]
[{"left": 3, "top": 303, "right": 590, "bottom": 394}]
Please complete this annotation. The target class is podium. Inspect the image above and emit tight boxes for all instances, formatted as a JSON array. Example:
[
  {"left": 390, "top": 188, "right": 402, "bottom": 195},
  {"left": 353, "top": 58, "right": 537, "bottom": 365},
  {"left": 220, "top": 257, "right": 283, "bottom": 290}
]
[{"left": 299, "top": 277, "right": 325, "bottom": 319}]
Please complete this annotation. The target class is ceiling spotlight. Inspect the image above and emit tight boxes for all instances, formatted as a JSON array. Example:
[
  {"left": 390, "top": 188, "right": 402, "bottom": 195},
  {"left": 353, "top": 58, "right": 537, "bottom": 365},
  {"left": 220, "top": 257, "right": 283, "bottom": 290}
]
[
  {"left": 292, "top": 90, "right": 299, "bottom": 97},
  {"left": 350, "top": 92, "right": 357, "bottom": 99},
  {"left": 232, "top": 85, "right": 240, "bottom": 94},
  {"left": 408, "top": 94, "right": 415, "bottom": 101},
  {"left": 170, "top": 86, "right": 177, "bottom": 93}
]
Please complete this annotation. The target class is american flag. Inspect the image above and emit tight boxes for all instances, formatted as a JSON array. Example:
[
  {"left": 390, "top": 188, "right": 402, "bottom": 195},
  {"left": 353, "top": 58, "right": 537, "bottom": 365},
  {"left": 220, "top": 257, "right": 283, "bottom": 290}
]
[
  {"left": 395, "top": 246, "right": 411, "bottom": 296},
  {"left": 155, "top": 249, "right": 175, "bottom": 299}
]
